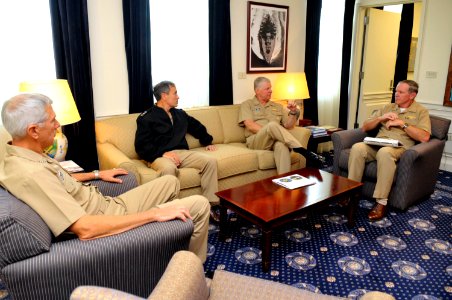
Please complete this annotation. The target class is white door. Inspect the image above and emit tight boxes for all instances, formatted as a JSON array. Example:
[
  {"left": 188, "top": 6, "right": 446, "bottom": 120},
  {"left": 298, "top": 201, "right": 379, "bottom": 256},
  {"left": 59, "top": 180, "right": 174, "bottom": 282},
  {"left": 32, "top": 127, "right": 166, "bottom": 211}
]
[{"left": 357, "top": 8, "right": 400, "bottom": 125}]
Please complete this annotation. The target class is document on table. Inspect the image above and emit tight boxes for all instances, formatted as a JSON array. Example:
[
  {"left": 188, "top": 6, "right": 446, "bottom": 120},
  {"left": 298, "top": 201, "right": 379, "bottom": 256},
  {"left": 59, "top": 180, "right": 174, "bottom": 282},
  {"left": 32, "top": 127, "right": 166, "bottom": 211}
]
[
  {"left": 364, "top": 137, "right": 403, "bottom": 147},
  {"left": 272, "top": 174, "right": 316, "bottom": 190}
]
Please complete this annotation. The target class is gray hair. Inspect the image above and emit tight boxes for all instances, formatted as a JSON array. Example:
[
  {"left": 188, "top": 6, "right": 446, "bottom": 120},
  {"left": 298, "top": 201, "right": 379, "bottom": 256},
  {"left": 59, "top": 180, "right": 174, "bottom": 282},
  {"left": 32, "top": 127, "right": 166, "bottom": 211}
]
[
  {"left": 399, "top": 80, "right": 419, "bottom": 94},
  {"left": 153, "top": 81, "right": 175, "bottom": 101},
  {"left": 2, "top": 93, "right": 53, "bottom": 138},
  {"left": 254, "top": 77, "right": 271, "bottom": 90}
]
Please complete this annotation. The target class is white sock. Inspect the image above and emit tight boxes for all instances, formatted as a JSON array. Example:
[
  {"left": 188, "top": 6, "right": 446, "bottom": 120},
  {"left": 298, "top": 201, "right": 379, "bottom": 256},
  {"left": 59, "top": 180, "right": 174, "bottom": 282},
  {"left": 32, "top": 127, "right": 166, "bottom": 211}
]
[{"left": 376, "top": 198, "right": 388, "bottom": 206}]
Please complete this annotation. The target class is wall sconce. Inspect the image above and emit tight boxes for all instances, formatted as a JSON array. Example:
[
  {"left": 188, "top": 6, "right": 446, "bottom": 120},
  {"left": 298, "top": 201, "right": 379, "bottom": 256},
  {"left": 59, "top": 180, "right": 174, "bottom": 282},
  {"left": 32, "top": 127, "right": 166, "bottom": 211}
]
[
  {"left": 272, "top": 72, "right": 310, "bottom": 120},
  {"left": 19, "top": 79, "right": 81, "bottom": 161}
]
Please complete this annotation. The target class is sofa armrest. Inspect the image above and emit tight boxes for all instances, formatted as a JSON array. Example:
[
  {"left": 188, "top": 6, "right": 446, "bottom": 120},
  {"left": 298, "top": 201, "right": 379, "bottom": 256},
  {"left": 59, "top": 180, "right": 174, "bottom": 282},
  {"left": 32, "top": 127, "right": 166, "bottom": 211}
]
[
  {"left": 390, "top": 139, "right": 446, "bottom": 210},
  {"left": 331, "top": 129, "right": 368, "bottom": 174},
  {"left": 3, "top": 220, "right": 194, "bottom": 299},
  {"left": 149, "top": 251, "right": 209, "bottom": 300},
  {"left": 97, "top": 142, "right": 134, "bottom": 169},
  {"left": 287, "top": 126, "right": 311, "bottom": 148},
  {"left": 97, "top": 142, "right": 141, "bottom": 179},
  {"left": 88, "top": 173, "right": 138, "bottom": 197},
  {"left": 71, "top": 286, "right": 144, "bottom": 300}
]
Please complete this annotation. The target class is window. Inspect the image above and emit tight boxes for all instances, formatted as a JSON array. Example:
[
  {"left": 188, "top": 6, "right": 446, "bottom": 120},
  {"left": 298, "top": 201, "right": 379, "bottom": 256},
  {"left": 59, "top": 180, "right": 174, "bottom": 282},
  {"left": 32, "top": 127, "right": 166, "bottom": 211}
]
[
  {"left": 149, "top": 0, "right": 209, "bottom": 108},
  {"left": 317, "top": 0, "right": 345, "bottom": 125},
  {"left": 0, "top": 0, "right": 56, "bottom": 114}
]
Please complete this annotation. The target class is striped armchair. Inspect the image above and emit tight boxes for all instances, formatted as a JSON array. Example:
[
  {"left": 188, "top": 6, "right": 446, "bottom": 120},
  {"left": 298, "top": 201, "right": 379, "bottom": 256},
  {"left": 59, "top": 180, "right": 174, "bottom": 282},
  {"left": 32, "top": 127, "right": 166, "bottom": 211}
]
[{"left": 0, "top": 174, "right": 193, "bottom": 300}]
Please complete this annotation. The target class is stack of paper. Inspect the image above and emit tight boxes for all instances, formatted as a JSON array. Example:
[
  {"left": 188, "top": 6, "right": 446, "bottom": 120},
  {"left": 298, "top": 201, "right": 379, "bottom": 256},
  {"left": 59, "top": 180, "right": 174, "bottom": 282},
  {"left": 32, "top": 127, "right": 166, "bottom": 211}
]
[
  {"left": 272, "top": 174, "right": 316, "bottom": 190},
  {"left": 59, "top": 160, "right": 84, "bottom": 173},
  {"left": 305, "top": 126, "right": 328, "bottom": 137}
]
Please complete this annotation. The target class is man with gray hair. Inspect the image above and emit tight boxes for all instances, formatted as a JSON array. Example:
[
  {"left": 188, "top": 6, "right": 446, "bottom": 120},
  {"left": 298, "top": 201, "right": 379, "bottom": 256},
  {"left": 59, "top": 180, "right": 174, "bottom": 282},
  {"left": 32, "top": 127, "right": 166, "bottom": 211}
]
[
  {"left": 0, "top": 93, "right": 210, "bottom": 262},
  {"left": 348, "top": 80, "right": 431, "bottom": 221},
  {"left": 238, "top": 77, "right": 327, "bottom": 174}
]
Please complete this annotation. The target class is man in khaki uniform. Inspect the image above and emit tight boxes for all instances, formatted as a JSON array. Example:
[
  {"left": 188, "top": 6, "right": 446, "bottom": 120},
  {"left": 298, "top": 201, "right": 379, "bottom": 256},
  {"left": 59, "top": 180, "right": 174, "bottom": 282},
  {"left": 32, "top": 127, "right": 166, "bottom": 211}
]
[
  {"left": 0, "top": 93, "right": 210, "bottom": 262},
  {"left": 348, "top": 80, "right": 431, "bottom": 221},
  {"left": 238, "top": 77, "right": 327, "bottom": 174}
]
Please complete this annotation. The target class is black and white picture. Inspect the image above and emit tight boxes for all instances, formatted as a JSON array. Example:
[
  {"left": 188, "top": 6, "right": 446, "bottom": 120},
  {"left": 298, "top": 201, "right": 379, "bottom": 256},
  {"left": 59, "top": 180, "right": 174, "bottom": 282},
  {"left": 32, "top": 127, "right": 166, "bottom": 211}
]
[{"left": 247, "top": 2, "right": 289, "bottom": 73}]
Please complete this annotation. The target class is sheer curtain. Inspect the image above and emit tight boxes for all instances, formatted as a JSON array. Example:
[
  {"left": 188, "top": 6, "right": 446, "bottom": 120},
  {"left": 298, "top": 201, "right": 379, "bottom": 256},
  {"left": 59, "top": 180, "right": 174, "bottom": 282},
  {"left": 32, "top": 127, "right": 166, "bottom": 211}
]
[
  {"left": 317, "top": 0, "right": 345, "bottom": 126},
  {"left": 0, "top": 0, "right": 55, "bottom": 115},
  {"left": 149, "top": 0, "right": 209, "bottom": 108}
]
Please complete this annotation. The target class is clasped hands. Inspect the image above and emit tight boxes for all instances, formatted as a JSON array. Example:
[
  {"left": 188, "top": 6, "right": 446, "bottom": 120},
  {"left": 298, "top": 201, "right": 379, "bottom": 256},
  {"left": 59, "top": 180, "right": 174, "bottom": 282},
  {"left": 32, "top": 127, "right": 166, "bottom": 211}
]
[{"left": 380, "top": 112, "right": 404, "bottom": 129}]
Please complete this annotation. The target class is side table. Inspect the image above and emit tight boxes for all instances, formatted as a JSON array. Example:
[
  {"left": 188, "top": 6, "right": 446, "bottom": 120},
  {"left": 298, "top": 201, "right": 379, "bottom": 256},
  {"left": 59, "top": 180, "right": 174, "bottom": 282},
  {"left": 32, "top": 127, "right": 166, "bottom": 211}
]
[{"left": 307, "top": 128, "right": 343, "bottom": 153}]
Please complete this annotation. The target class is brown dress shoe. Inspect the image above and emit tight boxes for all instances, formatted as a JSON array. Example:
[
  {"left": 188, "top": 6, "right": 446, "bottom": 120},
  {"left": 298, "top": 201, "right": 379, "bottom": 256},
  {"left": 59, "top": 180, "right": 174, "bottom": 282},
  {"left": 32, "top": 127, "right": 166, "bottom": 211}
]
[{"left": 368, "top": 203, "right": 387, "bottom": 221}]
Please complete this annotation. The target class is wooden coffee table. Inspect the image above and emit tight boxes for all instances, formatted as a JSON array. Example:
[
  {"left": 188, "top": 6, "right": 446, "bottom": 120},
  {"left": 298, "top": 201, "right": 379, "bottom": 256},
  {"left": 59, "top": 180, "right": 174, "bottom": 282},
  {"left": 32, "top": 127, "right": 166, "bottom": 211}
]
[{"left": 216, "top": 168, "right": 362, "bottom": 272}]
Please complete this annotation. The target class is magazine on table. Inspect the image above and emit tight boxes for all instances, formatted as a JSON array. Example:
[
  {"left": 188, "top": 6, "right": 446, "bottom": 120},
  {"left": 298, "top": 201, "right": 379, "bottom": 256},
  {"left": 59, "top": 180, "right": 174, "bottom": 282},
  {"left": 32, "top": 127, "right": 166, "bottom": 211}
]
[
  {"left": 272, "top": 174, "right": 316, "bottom": 190},
  {"left": 364, "top": 137, "right": 403, "bottom": 147}
]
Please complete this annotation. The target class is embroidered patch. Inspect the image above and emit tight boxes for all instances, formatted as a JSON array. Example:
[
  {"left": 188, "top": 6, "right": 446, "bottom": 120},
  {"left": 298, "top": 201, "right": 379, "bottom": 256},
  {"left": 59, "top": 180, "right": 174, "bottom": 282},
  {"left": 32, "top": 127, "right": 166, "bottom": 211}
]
[{"left": 57, "top": 170, "right": 65, "bottom": 182}]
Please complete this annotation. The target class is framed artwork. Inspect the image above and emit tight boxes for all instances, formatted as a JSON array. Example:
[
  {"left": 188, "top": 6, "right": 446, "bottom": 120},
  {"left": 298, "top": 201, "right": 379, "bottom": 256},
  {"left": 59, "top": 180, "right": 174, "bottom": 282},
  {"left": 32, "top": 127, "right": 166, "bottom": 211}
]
[
  {"left": 443, "top": 46, "right": 452, "bottom": 107},
  {"left": 247, "top": 1, "right": 289, "bottom": 73}
]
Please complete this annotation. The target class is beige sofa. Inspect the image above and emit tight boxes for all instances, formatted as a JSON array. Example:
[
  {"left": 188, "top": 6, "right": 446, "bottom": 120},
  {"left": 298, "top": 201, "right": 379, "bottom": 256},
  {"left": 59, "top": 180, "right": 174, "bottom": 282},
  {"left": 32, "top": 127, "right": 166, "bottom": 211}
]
[{"left": 95, "top": 104, "right": 311, "bottom": 198}]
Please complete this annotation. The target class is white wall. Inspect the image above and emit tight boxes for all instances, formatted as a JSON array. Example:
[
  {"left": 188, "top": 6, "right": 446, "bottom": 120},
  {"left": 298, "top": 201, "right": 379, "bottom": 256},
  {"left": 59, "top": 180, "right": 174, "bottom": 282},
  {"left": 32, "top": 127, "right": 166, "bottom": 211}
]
[
  {"left": 88, "top": 0, "right": 129, "bottom": 118},
  {"left": 230, "top": 0, "right": 306, "bottom": 104},
  {"left": 87, "top": 0, "right": 306, "bottom": 117}
]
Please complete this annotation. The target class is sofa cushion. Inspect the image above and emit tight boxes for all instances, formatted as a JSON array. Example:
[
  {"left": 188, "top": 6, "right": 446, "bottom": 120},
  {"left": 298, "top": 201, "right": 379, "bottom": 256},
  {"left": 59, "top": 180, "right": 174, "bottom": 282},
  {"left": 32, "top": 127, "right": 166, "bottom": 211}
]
[
  {"left": 0, "top": 188, "right": 52, "bottom": 269},
  {"left": 186, "top": 107, "right": 224, "bottom": 148},
  {"left": 217, "top": 105, "right": 246, "bottom": 144},
  {"left": 95, "top": 113, "right": 140, "bottom": 159},
  {"left": 192, "top": 144, "right": 259, "bottom": 179}
]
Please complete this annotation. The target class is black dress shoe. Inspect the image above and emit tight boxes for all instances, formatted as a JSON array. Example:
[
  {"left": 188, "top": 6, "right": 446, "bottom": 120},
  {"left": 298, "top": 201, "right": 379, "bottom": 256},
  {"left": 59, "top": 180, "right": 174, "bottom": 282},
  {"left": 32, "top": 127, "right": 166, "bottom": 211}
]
[
  {"left": 293, "top": 147, "right": 328, "bottom": 168},
  {"left": 210, "top": 206, "right": 221, "bottom": 223},
  {"left": 368, "top": 203, "right": 387, "bottom": 221}
]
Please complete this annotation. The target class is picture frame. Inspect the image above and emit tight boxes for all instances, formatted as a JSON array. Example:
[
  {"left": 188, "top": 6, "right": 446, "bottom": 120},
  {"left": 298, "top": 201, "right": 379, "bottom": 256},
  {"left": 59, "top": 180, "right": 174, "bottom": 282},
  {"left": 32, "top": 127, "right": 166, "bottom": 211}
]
[{"left": 247, "top": 1, "right": 289, "bottom": 73}]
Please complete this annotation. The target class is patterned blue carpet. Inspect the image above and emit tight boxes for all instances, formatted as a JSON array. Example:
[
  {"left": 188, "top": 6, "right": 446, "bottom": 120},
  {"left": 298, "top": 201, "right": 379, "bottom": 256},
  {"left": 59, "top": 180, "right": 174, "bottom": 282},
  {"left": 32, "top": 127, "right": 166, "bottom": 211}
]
[
  {"left": 204, "top": 167, "right": 452, "bottom": 300},
  {"left": 1, "top": 158, "right": 451, "bottom": 299}
]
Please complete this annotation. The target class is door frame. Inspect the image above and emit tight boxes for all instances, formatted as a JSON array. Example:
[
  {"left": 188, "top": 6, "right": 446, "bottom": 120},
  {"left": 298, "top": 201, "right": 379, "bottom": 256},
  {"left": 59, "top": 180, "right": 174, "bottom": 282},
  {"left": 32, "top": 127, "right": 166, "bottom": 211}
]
[{"left": 348, "top": 0, "right": 425, "bottom": 129}]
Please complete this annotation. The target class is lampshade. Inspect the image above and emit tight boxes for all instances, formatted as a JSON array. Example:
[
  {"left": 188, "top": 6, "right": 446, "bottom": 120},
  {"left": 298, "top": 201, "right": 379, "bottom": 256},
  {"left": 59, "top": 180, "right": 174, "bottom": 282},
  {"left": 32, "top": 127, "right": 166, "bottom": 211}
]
[
  {"left": 272, "top": 72, "right": 310, "bottom": 101},
  {"left": 18, "top": 79, "right": 81, "bottom": 162},
  {"left": 19, "top": 79, "right": 81, "bottom": 126}
]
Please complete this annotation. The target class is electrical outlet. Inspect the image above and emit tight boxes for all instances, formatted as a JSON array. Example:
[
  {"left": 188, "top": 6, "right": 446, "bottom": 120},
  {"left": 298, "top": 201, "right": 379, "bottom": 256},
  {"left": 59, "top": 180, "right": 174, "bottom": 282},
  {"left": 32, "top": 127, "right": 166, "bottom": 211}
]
[
  {"left": 238, "top": 72, "right": 246, "bottom": 79},
  {"left": 426, "top": 71, "right": 437, "bottom": 79}
]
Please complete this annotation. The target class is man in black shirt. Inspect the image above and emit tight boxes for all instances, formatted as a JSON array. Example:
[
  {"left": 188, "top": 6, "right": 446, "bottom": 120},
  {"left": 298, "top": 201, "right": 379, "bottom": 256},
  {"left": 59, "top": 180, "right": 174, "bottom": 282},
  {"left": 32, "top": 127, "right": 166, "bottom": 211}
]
[{"left": 135, "top": 81, "right": 219, "bottom": 219}]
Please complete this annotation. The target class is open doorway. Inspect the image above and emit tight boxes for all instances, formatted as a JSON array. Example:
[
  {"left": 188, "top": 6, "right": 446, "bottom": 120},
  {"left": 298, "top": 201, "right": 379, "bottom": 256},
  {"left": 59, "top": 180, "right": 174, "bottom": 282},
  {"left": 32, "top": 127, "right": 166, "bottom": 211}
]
[{"left": 348, "top": 1, "right": 422, "bottom": 129}]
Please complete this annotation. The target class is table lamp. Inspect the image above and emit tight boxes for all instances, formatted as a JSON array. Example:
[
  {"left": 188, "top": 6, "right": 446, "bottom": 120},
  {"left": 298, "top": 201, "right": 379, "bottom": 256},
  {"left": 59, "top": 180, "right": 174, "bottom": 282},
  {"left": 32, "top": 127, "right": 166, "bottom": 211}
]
[
  {"left": 19, "top": 79, "right": 81, "bottom": 161},
  {"left": 272, "top": 72, "right": 310, "bottom": 120}
]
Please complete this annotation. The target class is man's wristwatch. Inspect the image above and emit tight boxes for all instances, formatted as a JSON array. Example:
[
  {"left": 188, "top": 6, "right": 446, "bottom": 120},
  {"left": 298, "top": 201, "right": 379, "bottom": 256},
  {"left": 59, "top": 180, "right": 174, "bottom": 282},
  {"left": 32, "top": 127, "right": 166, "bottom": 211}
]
[
  {"left": 402, "top": 123, "right": 409, "bottom": 130},
  {"left": 93, "top": 170, "right": 100, "bottom": 180}
]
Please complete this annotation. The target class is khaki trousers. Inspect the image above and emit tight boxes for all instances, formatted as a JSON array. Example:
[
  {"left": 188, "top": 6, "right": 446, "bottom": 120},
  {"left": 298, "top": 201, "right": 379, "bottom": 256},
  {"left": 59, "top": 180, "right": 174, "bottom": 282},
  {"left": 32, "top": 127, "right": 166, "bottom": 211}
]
[
  {"left": 110, "top": 175, "right": 210, "bottom": 262},
  {"left": 348, "top": 142, "right": 405, "bottom": 201},
  {"left": 246, "top": 122, "right": 302, "bottom": 174},
  {"left": 151, "top": 150, "right": 219, "bottom": 205}
]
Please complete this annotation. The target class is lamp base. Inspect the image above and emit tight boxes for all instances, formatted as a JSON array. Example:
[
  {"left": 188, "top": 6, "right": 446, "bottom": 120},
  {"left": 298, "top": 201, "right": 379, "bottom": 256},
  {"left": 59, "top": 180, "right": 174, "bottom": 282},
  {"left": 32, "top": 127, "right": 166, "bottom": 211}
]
[{"left": 44, "top": 130, "right": 68, "bottom": 161}]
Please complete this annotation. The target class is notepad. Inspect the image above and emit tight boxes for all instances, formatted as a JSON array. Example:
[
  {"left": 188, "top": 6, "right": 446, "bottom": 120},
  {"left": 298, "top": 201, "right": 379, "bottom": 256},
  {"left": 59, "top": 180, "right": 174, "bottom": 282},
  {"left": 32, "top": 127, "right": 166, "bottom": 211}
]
[
  {"left": 272, "top": 174, "right": 316, "bottom": 190},
  {"left": 364, "top": 137, "right": 403, "bottom": 147}
]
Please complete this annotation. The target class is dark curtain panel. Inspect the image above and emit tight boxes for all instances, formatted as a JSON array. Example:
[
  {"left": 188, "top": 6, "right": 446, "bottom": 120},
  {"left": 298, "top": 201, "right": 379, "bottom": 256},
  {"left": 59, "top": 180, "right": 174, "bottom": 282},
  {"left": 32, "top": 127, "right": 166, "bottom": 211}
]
[
  {"left": 209, "top": 0, "right": 233, "bottom": 106},
  {"left": 49, "top": 0, "right": 98, "bottom": 171},
  {"left": 338, "top": 0, "right": 356, "bottom": 129},
  {"left": 123, "top": 0, "right": 153, "bottom": 113},
  {"left": 304, "top": 0, "right": 322, "bottom": 125},
  {"left": 392, "top": 4, "right": 414, "bottom": 102}
]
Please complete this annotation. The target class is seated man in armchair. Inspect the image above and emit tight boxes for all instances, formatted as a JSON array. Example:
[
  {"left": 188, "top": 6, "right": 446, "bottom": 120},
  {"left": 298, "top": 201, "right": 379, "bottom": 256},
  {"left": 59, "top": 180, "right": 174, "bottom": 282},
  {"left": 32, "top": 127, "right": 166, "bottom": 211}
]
[
  {"left": 348, "top": 80, "right": 431, "bottom": 221},
  {"left": 0, "top": 93, "right": 210, "bottom": 262}
]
